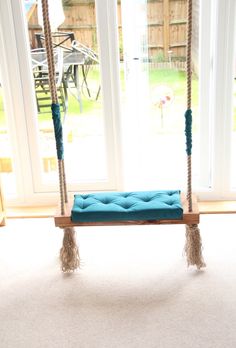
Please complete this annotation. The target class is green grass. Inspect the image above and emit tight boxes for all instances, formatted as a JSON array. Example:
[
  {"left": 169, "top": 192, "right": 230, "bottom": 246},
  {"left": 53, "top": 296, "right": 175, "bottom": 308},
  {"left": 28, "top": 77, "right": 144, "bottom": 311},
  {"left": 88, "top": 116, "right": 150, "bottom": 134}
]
[
  {"left": 149, "top": 69, "right": 199, "bottom": 107},
  {"left": 0, "top": 68, "right": 225, "bottom": 130}
]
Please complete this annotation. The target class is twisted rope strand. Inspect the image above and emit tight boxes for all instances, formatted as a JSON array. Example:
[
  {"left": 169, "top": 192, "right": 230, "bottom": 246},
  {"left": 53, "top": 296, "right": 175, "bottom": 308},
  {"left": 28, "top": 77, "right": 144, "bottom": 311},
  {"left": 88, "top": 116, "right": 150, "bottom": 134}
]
[
  {"left": 186, "top": 0, "right": 192, "bottom": 212},
  {"left": 58, "top": 160, "right": 65, "bottom": 215},
  {"left": 187, "top": 0, "right": 192, "bottom": 110},
  {"left": 41, "top": 0, "right": 58, "bottom": 103},
  {"left": 41, "top": 0, "right": 66, "bottom": 214},
  {"left": 187, "top": 155, "right": 192, "bottom": 211},
  {"left": 62, "top": 160, "right": 68, "bottom": 203}
]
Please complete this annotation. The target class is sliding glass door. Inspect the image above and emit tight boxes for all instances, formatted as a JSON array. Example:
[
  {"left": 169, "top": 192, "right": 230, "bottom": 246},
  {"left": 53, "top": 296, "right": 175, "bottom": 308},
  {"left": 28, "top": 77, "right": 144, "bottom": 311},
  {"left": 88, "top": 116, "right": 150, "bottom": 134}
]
[
  {"left": 25, "top": 0, "right": 119, "bottom": 193},
  {"left": 1, "top": 0, "right": 236, "bottom": 207},
  {"left": 0, "top": 68, "right": 17, "bottom": 199},
  {"left": 118, "top": 0, "right": 236, "bottom": 199},
  {"left": 119, "top": 0, "right": 200, "bottom": 191},
  {"left": 0, "top": 0, "right": 122, "bottom": 206}
]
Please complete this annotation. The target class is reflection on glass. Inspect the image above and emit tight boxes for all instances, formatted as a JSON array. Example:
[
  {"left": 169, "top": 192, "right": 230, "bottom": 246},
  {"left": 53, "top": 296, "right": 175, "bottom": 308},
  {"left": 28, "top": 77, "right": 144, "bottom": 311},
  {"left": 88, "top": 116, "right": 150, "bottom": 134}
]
[
  {"left": 0, "top": 83, "right": 17, "bottom": 198},
  {"left": 118, "top": 0, "right": 199, "bottom": 189},
  {"left": 25, "top": 0, "right": 108, "bottom": 185},
  {"left": 231, "top": 77, "right": 236, "bottom": 188}
]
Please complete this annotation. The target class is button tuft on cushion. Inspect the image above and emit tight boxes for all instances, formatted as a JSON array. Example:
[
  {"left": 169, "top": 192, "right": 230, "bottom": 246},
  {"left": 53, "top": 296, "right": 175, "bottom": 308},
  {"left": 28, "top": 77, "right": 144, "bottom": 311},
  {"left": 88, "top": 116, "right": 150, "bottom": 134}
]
[{"left": 71, "top": 190, "right": 183, "bottom": 222}]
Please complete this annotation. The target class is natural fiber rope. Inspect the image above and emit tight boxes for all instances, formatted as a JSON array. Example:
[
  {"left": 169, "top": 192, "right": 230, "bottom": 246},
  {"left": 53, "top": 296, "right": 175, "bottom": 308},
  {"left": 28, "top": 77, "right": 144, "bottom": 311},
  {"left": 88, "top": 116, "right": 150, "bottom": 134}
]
[
  {"left": 58, "top": 160, "right": 65, "bottom": 215},
  {"left": 41, "top": 0, "right": 58, "bottom": 103},
  {"left": 185, "top": 224, "right": 206, "bottom": 269},
  {"left": 41, "top": 0, "right": 193, "bottom": 215},
  {"left": 187, "top": 155, "right": 192, "bottom": 210},
  {"left": 184, "top": 2, "right": 205, "bottom": 270},
  {"left": 41, "top": 0, "right": 66, "bottom": 215},
  {"left": 62, "top": 160, "right": 68, "bottom": 203},
  {"left": 186, "top": 0, "right": 192, "bottom": 110},
  {"left": 186, "top": 0, "right": 192, "bottom": 212}
]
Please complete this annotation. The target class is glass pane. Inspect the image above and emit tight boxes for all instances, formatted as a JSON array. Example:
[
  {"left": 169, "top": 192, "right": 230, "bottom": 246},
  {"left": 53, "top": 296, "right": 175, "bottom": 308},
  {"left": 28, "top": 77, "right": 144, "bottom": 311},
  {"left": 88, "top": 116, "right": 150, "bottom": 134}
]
[
  {"left": 231, "top": 62, "right": 236, "bottom": 188},
  {"left": 0, "top": 81, "right": 17, "bottom": 198},
  {"left": 24, "top": 0, "right": 108, "bottom": 187},
  {"left": 118, "top": 0, "right": 200, "bottom": 190}
]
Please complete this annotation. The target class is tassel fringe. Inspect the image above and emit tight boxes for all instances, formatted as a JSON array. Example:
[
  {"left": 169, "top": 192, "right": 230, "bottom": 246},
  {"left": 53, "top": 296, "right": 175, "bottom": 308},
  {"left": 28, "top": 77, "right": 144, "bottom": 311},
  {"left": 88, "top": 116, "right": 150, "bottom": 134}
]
[
  {"left": 60, "top": 227, "right": 80, "bottom": 272},
  {"left": 59, "top": 224, "right": 205, "bottom": 272},
  {"left": 185, "top": 224, "right": 206, "bottom": 269}
]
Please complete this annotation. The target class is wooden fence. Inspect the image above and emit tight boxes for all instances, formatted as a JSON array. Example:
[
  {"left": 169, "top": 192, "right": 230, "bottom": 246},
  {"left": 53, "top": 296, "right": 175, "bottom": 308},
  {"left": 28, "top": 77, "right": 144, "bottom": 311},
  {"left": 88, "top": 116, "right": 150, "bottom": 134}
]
[{"left": 28, "top": 0, "right": 188, "bottom": 61}]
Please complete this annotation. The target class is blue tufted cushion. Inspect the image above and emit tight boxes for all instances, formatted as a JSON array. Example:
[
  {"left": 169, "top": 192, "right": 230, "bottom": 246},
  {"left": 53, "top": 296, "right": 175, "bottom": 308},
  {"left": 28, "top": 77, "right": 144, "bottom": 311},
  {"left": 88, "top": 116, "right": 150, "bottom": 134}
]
[{"left": 71, "top": 190, "right": 183, "bottom": 222}]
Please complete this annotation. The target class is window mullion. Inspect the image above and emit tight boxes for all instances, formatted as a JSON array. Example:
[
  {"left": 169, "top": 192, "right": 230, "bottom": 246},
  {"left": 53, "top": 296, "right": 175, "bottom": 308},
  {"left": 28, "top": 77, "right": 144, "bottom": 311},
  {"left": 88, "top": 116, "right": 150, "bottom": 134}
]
[
  {"left": 95, "top": 0, "right": 123, "bottom": 190},
  {"left": 211, "top": 0, "right": 236, "bottom": 199},
  {"left": 198, "top": 0, "right": 212, "bottom": 192},
  {"left": 0, "top": 0, "right": 34, "bottom": 205}
]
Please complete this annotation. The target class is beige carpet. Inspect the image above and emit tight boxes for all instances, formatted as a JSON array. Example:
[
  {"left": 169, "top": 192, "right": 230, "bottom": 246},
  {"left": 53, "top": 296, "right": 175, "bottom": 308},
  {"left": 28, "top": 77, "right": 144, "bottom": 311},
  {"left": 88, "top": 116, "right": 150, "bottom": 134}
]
[{"left": 0, "top": 214, "right": 236, "bottom": 348}]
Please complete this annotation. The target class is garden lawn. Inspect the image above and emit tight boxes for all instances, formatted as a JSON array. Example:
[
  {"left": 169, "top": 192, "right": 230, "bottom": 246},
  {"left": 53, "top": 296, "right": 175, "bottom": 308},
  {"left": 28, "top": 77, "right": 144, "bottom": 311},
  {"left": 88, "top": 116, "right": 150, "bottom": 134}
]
[{"left": 2, "top": 69, "right": 235, "bottom": 129}]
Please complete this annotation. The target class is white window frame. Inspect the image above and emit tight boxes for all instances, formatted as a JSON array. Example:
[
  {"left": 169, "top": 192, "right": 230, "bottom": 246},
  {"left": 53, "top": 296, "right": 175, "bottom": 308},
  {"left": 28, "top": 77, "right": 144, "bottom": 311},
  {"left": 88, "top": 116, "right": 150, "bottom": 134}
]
[
  {"left": 0, "top": 0, "right": 123, "bottom": 207},
  {"left": 197, "top": 0, "right": 236, "bottom": 200},
  {"left": 1, "top": 0, "right": 236, "bottom": 207},
  {"left": 0, "top": 0, "right": 33, "bottom": 206}
]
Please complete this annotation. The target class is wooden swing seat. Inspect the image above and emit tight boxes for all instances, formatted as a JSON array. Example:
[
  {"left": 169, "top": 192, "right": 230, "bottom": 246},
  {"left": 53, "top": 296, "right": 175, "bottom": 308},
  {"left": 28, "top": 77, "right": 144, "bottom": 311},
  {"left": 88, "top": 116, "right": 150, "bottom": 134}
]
[{"left": 54, "top": 191, "right": 199, "bottom": 228}]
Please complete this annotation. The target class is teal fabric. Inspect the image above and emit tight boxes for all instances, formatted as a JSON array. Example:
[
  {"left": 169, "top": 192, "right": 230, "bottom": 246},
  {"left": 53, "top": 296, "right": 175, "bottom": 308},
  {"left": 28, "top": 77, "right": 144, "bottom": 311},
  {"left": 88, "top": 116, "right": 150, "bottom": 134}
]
[
  {"left": 71, "top": 190, "right": 183, "bottom": 222},
  {"left": 52, "top": 103, "right": 64, "bottom": 160},
  {"left": 185, "top": 108, "right": 192, "bottom": 156}
]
